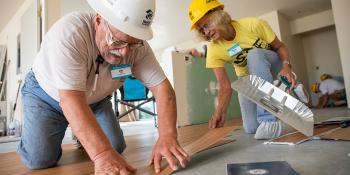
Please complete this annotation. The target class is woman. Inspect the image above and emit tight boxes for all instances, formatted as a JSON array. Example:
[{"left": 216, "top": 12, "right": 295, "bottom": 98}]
[{"left": 188, "top": 0, "right": 296, "bottom": 139}]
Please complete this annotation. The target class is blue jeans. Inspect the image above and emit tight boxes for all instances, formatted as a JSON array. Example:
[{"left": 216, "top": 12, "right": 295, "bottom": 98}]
[
  {"left": 238, "top": 48, "right": 282, "bottom": 134},
  {"left": 18, "top": 70, "right": 126, "bottom": 169}
]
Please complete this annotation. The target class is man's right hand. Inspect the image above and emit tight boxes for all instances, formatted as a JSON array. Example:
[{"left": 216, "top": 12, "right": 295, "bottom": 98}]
[{"left": 94, "top": 149, "right": 136, "bottom": 175}]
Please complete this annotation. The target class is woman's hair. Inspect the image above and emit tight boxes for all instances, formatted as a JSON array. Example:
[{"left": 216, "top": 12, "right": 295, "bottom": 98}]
[{"left": 194, "top": 9, "right": 232, "bottom": 41}]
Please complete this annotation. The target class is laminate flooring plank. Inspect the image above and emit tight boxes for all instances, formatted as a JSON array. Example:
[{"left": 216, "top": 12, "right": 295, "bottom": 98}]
[
  {"left": 318, "top": 127, "right": 350, "bottom": 140},
  {"left": 136, "top": 126, "right": 239, "bottom": 175}
]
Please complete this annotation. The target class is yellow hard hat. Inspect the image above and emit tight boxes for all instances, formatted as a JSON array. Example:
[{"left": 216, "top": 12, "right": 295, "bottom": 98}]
[
  {"left": 320, "top": 74, "right": 331, "bottom": 81},
  {"left": 310, "top": 83, "right": 319, "bottom": 93},
  {"left": 188, "top": 0, "right": 224, "bottom": 30}
]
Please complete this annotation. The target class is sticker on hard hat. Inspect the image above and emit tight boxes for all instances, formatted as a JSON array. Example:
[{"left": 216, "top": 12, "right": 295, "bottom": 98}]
[{"left": 142, "top": 9, "right": 153, "bottom": 26}]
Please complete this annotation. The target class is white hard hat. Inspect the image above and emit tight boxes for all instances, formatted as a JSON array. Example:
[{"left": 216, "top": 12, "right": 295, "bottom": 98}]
[{"left": 87, "top": 0, "right": 155, "bottom": 40}]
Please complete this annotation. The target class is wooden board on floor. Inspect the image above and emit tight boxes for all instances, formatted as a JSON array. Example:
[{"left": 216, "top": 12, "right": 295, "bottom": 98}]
[
  {"left": 0, "top": 122, "right": 240, "bottom": 175},
  {"left": 136, "top": 126, "right": 239, "bottom": 175}
]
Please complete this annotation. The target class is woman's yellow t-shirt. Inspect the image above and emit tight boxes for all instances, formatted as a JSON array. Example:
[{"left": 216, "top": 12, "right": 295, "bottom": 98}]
[{"left": 206, "top": 17, "right": 276, "bottom": 76}]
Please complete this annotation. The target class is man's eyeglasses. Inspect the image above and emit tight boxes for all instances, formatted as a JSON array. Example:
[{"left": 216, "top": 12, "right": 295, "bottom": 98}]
[{"left": 105, "top": 24, "right": 143, "bottom": 49}]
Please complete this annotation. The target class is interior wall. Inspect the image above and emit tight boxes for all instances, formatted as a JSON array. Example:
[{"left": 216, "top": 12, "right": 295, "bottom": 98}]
[
  {"left": 44, "top": 0, "right": 60, "bottom": 33},
  {"left": 0, "top": 0, "right": 107, "bottom": 127},
  {"left": 277, "top": 12, "right": 309, "bottom": 87},
  {"left": 301, "top": 27, "right": 342, "bottom": 105},
  {"left": 302, "top": 27, "right": 342, "bottom": 83},
  {"left": 60, "top": 0, "right": 91, "bottom": 15},
  {"left": 259, "top": 11, "right": 281, "bottom": 39},
  {"left": 290, "top": 10, "right": 334, "bottom": 35},
  {"left": 331, "top": 0, "right": 350, "bottom": 108},
  {"left": 45, "top": 0, "right": 91, "bottom": 33},
  {"left": 0, "top": 0, "right": 34, "bottom": 126}
]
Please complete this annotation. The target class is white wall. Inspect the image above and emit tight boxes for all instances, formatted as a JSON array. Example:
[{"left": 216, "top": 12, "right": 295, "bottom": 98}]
[
  {"left": 259, "top": 11, "right": 309, "bottom": 87},
  {"left": 331, "top": 0, "right": 350, "bottom": 108},
  {"left": 301, "top": 27, "right": 342, "bottom": 105},
  {"left": 60, "top": 0, "right": 91, "bottom": 15},
  {"left": 20, "top": 0, "right": 40, "bottom": 77},
  {"left": 290, "top": 10, "right": 334, "bottom": 35},
  {"left": 0, "top": 0, "right": 95, "bottom": 128},
  {"left": 44, "top": 0, "right": 60, "bottom": 33},
  {"left": 259, "top": 11, "right": 281, "bottom": 39},
  {"left": 44, "top": 0, "right": 91, "bottom": 33},
  {"left": 0, "top": 0, "right": 34, "bottom": 127},
  {"left": 302, "top": 27, "right": 342, "bottom": 83},
  {"left": 277, "top": 12, "right": 309, "bottom": 86}
]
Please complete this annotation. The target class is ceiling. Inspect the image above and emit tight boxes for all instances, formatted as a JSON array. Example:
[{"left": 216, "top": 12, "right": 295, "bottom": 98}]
[{"left": 0, "top": 0, "right": 332, "bottom": 50}]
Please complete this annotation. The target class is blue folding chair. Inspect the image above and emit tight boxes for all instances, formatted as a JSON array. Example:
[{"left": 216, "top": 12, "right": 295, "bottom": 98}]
[{"left": 114, "top": 76, "right": 157, "bottom": 126}]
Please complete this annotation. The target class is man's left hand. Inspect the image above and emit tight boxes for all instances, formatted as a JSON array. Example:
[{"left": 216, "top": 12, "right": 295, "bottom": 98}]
[{"left": 149, "top": 136, "right": 189, "bottom": 173}]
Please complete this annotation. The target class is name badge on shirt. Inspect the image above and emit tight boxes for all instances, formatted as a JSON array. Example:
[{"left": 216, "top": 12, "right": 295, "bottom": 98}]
[
  {"left": 227, "top": 43, "right": 242, "bottom": 57},
  {"left": 111, "top": 64, "right": 132, "bottom": 80}
]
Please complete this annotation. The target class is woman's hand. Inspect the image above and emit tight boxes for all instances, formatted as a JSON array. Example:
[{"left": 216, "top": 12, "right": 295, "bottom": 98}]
[{"left": 279, "top": 64, "right": 296, "bottom": 87}]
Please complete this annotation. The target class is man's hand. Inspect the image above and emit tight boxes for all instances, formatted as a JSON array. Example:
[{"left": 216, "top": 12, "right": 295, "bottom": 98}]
[
  {"left": 59, "top": 90, "right": 133, "bottom": 174},
  {"left": 209, "top": 111, "right": 225, "bottom": 128},
  {"left": 149, "top": 136, "right": 189, "bottom": 173},
  {"left": 278, "top": 64, "right": 296, "bottom": 88},
  {"left": 94, "top": 149, "right": 136, "bottom": 175},
  {"left": 148, "top": 79, "right": 189, "bottom": 172}
]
